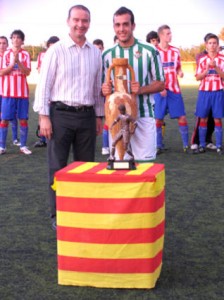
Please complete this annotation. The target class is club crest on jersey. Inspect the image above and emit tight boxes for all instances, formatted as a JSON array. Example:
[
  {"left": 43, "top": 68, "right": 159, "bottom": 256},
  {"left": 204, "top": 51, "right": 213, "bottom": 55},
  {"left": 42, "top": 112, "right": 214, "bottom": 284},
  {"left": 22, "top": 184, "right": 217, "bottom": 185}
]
[{"left": 134, "top": 51, "right": 142, "bottom": 58}]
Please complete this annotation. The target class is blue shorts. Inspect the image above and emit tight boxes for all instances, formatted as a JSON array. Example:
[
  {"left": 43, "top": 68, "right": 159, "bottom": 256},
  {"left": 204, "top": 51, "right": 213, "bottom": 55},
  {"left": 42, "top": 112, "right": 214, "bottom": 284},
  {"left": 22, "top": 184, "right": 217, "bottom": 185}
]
[
  {"left": 195, "top": 90, "right": 224, "bottom": 119},
  {"left": 154, "top": 90, "right": 186, "bottom": 119},
  {"left": 0, "top": 96, "right": 2, "bottom": 114},
  {"left": 1, "top": 97, "right": 29, "bottom": 120}
]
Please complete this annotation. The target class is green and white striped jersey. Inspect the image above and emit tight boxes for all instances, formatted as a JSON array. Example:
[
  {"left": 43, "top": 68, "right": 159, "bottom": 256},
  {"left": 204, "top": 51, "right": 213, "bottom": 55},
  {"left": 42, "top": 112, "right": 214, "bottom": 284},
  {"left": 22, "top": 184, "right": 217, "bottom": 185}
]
[{"left": 102, "top": 38, "right": 165, "bottom": 118}]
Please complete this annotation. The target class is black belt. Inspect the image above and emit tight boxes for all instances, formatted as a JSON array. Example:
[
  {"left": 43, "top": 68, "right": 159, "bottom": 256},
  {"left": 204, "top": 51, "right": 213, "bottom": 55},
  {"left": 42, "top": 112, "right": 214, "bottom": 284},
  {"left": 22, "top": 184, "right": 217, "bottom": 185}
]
[{"left": 52, "top": 101, "right": 94, "bottom": 112}]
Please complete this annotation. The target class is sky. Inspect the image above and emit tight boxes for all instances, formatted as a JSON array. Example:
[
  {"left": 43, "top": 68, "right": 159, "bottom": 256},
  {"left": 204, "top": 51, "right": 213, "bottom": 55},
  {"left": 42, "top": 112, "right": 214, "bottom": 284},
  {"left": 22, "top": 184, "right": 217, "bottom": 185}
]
[{"left": 0, "top": 0, "right": 224, "bottom": 49}]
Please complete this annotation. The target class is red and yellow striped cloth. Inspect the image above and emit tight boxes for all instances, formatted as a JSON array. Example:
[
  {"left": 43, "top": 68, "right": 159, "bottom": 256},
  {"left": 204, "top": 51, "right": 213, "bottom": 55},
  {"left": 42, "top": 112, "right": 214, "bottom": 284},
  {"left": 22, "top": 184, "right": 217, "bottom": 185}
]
[{"left": 55, "top": 162, "right": 165, "bottom": 289}]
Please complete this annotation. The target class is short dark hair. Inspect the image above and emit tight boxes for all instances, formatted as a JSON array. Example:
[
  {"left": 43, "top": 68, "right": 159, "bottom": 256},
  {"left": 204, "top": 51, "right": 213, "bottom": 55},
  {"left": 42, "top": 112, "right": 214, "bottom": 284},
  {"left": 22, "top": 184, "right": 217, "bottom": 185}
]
[
  {"left": 10, "top": 30, "right": 25, "bottom": 41},
  {"left": 158, "top": 24, "right": 170, "bottom": 35},
  {"left": 0, "top": 36, "right": 8, "bottom": 45},
  {"left": 93, "top": 39, "right": 104, "bottom": 47},
  {"left": 203, "top": 33, "right": 213, "bottom": 42},
  {"left": 68, "top": 5, "right": 90, "bottom": 20},
  {"left": 113, "top": 7, "right": 135, "bottom": 25},
  {"left": 146, "top": 31, "right": 159, "bottom": 43},
  {"left": 204, "top": 33, "right": 219, "bottom": 44},
  {"left": 46, "top": 36, "right": 59, "bottom": 47}
]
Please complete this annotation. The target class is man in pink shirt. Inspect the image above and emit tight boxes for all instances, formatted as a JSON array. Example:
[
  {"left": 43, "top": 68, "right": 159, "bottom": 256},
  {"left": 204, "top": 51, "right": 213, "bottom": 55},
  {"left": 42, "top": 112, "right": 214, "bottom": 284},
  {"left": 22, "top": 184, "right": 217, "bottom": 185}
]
[{"left": 34, "top": 5, "right": 103, "bottom": 230}]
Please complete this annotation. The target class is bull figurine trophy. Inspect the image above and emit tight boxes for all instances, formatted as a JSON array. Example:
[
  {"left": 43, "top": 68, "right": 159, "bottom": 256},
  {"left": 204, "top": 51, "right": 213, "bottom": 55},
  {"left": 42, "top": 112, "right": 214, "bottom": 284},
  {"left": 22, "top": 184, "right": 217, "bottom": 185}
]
[{"left": 105, "top": 58, "right": 137, "bottom": 170}]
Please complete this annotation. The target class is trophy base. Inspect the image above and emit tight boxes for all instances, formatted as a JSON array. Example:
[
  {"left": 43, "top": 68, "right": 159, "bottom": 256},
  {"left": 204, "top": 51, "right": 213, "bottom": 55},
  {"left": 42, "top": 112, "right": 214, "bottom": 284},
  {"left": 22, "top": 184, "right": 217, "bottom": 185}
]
[{"left": 107, "top": 160, "right": 136, "bottom": 170}]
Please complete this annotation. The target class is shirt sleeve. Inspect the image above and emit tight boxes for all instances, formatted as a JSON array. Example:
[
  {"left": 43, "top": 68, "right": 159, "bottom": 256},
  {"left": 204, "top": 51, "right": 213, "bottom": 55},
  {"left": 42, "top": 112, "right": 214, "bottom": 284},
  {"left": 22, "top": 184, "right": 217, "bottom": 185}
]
[
  {"left": 33, "top": 48, "right": 57, "bottom": 115},
  {"left": 93, "top": 51, "right": 104, "bottom": 117},
  {"left": 151, "top": 49, "right": 165, "bottom": 82}
]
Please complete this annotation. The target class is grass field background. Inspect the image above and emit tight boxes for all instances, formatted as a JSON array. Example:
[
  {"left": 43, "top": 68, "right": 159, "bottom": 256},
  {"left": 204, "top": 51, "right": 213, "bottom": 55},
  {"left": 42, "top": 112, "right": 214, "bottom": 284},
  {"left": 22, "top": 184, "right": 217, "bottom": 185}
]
[{"left": 0, "top": 86, "right": 223, "bottom": 300}]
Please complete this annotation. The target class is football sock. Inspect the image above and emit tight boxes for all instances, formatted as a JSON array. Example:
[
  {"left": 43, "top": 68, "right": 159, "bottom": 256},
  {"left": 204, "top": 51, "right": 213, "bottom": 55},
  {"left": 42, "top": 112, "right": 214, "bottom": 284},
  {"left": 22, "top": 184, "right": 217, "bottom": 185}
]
[
  {"left": 0, "top": 123, "right": 8, "bottom": 149},
  {"left": 10, "top": 118, "right": 18, "bottom": 141},
  {"left": 178, "top": 124, "right": 189, "bottom": 147},
  {"left": 214, "top": 121, "right": 222, "bottom": 148},
  {"left": 102, "top": 124, "right": 109, "bottom": 148},
  {"left": 40, "top": 135, "right": 46, "bottom": 143},
  {"left": 156, "top": 127, "right": 163, "bottom": 148},
  {"left": 198, "top": 121, "right": 207, "bottom": 148},
  {"left": 156, "top": 122, "right": 163, "bottom": 149},
  {"left": 20, "top": 120, "right": 28, "bottom": 147}
]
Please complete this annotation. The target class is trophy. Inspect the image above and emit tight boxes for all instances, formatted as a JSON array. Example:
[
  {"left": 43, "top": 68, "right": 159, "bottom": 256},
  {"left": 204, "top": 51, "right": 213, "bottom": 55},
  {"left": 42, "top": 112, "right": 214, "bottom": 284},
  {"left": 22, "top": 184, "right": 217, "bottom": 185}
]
[{"left": 105, "top": 58, "right": 137, "bottom": 170}]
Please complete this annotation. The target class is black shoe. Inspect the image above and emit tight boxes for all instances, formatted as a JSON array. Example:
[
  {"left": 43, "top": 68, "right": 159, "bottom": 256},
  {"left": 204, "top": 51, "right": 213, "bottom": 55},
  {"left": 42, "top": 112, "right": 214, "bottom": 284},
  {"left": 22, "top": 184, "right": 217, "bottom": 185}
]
[
  {"left": 198, "top": 146, "right": 206, "bottom": 153},
  {"left": 34, "top": 140, "right": 47, "bottom": 148},
  {"left": 51, "top": 217, "right": 57, "bottom": 230},
  {"left": 157, "top": 148, "right": 164, "bottom": 155}
]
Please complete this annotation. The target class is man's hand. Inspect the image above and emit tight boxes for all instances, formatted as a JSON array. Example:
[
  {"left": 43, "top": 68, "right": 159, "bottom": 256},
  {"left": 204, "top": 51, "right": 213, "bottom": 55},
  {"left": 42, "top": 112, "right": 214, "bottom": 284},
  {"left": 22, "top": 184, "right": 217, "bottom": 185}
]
[
  {"left": 39, "top": 115, "right": 53, "bottom": 139},
  {"left": 178, "top": 69, "right": 184, "bottom": 78},
  {"left": 96, "top": 118, "right": 103, "bottom": 136},
  {"left": 209, "top": 58, "right": 216, "bottom": 68},
  {"left": 102, "top": 82, "right": 112, "bottom": 96},
  {"left": 131, "top": 81, "right": 140, "bottom": 94},
  {"left": 13, "top": 51, "right": 19, "bottom": 63},
  {"left": 160, "top": 89, "right": 167, "bottom": 97}
]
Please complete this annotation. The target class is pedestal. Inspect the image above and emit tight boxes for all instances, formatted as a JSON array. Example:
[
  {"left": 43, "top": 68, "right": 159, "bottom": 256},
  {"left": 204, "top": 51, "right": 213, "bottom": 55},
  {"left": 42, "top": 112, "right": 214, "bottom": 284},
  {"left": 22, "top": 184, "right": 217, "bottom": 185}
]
[{"left": 55, "top": 161, "right": 165, "bottom": 289}]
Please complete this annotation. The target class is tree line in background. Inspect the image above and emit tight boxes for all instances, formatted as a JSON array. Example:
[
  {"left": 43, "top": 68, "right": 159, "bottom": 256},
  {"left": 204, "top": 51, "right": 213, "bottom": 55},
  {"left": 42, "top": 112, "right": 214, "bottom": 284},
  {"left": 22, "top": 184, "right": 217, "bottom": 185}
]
[
  {"left": 24, "top": 45, "right": 45, "bottom": 61},
  {"left": 24, "top": 27, "right": 224, "bottom": 62},
  {"left": 180, "top": 27, "right": 224, "bottom": 61},
  {"left": 179, "top": 44, "right": 205, "bottom": 61},
  {"left": 24, "top": 44, "right": 207, "bottom": 62}
]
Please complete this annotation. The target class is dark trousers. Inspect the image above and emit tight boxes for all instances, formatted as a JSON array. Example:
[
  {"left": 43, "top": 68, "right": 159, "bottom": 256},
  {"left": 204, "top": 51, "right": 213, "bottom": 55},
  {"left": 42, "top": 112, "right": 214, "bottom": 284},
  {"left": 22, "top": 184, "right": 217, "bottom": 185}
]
[{"left": 48, "top": 104, "right": 96, "bottom": 217}]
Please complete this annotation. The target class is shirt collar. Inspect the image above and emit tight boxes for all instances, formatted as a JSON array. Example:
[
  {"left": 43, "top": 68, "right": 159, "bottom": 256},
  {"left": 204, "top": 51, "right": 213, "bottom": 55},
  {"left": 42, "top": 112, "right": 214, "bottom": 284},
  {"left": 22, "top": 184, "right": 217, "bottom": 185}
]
[
  {"left": 65, "top": 34, "right": 91, "bottom": 49},
  {"left": 117, "top": 38, "right": 138, "bottom": 50},
  {"left": 9, "top": 48, "right": 23, "bottom": 53}
]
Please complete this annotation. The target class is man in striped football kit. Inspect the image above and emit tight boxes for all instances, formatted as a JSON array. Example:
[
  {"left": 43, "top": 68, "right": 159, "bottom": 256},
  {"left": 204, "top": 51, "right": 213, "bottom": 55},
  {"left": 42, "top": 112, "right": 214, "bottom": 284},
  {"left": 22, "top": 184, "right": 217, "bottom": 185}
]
[
  {"left": 0, "top": 36, "right": 8, "bottom": 123},
  {"left": 0, "top": 36, "right": 20, "bottom": 147},
  {"left": 0, "top": 30, "right": 31, "bottom": 155},
  {"left": 154, "top": 25, "right": 189, "bottom": 154},
  {"left": 195, "top": 33, "right": 224, "bottom": 154},
  {"left": 102, "top": 6, "right": 165, "bottom": 162},
  {"left": 190, "top": 33, "right": 216, "bottom": 153}
]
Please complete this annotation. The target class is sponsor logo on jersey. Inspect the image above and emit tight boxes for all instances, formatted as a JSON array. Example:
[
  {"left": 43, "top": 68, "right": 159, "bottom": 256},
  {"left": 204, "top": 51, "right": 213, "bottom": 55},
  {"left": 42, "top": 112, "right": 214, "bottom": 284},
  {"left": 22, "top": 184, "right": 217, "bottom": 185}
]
[
  {"left": 163, "top": 62, "right": 174, "bottom": 68},
  {"left": 208, "top": 69, "right": 218, "bottom": 75}
]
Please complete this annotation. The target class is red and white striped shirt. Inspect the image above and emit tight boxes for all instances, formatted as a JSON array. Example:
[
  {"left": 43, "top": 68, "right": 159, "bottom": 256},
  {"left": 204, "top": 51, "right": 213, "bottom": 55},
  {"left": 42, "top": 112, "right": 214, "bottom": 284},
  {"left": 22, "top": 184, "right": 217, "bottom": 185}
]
[
  {"left": 0, "top": 53, "right": 3, "bottom": 96},
  {"left": 196, "top": 53, "right": 224, "bottom": 91},
  {"left": 37, "top": 51, "right": 46, "bottom": 70},
  {"left": 2, "top": 48, "right": 31, "bottom": 98},
  {"left": 157, "top": 45, "right": 182, "bottom": 93}
]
